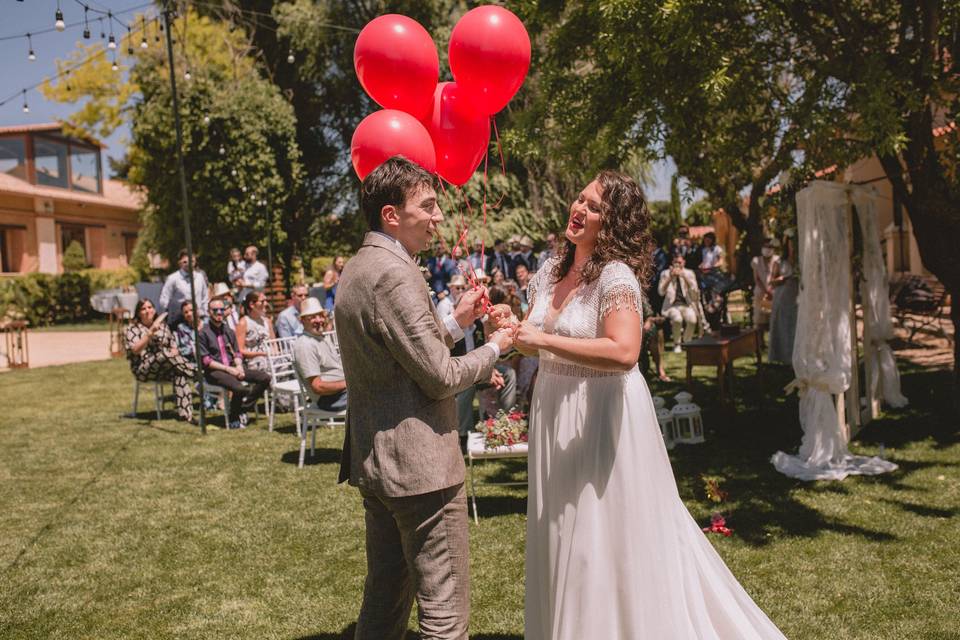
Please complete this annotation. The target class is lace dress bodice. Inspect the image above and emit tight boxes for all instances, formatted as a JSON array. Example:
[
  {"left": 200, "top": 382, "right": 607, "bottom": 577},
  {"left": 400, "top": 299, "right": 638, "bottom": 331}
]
[{"left": 526, "top": 258, "right": 643, "bottom": 376}]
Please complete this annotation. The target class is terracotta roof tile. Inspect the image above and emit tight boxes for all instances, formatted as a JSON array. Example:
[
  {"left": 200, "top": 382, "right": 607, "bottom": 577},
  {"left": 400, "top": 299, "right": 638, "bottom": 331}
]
[{"left": 0, "top": 172, "right": 143, "bottom": 211}]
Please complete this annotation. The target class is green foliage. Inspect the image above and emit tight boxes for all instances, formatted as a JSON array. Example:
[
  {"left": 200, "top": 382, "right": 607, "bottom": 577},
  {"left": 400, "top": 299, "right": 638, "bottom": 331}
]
[
  {"left": 61, "top": 241, "right": 88, "bottom": 272},
  {"left": 0, "top": 272, "right": 94, "bottom": 326},
  {"left": 125, "top": 12, "right": 303, "bottom": 276},
  {"left": 81, "top": 267, "right": 139, "bottom": 292},
  {"left": 310, "top": 256, "right": 334, "bottom": 284},
  {"left": 684, "top": 199, "right": 716, "bottom": 227}
]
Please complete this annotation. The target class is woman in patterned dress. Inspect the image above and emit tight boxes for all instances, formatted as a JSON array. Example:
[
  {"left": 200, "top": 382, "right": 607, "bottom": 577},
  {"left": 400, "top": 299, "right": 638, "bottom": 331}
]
[
  {"left": 124, "top": 298, "right": 197, "bottom": 422},
  {"left": 236, "top": 290, "right": 275, "bottom": 372}
]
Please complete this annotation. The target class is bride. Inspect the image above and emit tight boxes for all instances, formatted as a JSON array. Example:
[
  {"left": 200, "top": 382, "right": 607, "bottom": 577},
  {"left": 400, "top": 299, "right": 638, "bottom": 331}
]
[{"left": 513, "top": 170, "right": 787, "bottom": 639}]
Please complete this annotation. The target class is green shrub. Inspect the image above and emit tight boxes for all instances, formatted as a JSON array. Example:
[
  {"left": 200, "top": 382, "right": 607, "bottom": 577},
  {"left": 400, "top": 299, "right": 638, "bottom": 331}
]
[
  {"left": 0, "top": 269, "right": 133, "bottom": 326},
  {"left": 62, "top": 241, "right": 88, "bottom": 272},
  {"left": 310, "top": 256, "right": 333, "bottom": 284}
]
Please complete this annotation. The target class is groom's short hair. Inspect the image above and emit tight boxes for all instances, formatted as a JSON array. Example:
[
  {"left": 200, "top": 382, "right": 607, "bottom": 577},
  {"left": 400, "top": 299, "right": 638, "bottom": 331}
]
[{"left": 361, "top": 156, "right": 437, "bottom": 232}]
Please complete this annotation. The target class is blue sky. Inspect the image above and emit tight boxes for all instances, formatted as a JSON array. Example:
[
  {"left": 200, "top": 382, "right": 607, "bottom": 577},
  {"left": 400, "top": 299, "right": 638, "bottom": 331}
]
[{"left": 1, "top": 1, "right": 683, "bottom": 203}]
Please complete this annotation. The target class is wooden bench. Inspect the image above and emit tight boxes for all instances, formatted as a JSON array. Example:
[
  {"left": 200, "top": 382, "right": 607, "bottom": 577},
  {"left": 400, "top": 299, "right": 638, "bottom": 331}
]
[{"left": 889, "top": 274, "right": 951, "bottom": 343}]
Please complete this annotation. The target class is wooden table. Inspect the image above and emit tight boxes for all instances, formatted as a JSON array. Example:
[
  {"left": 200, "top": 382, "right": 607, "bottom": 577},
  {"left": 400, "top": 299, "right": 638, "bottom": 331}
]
[{"left": 683, "top": 328, "right": 762, "bottom": 404}]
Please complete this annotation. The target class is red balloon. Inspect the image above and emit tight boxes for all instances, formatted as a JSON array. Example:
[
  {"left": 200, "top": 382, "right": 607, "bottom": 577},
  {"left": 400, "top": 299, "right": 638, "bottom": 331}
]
[
  {"left": 423, "top": 82, "right": 490, "bottom": 186},
  {"left": 354, "top": 15, "right": 439, "bottom": 120},
  {"left": 449, "top": 6, "right": 531, "bottom": 115},
  {"left": 351, "top": 110, "right": 437, "bottom": 180}
]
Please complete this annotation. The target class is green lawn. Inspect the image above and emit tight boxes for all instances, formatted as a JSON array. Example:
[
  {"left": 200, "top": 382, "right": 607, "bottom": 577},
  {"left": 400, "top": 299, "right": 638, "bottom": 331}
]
[{"left": 0, "top": 353, "right": 957, "bottom": 639}]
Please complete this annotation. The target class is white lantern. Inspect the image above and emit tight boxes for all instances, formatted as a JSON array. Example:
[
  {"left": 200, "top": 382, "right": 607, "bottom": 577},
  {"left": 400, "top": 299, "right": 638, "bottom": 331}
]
[
  {"left": 652, "top": 396, "right": 666, "bottom": 410},
  {"left": 656, "top": 406, "right": 675, "bottom": 449},
  {"left": 670, "top": 391, "right": 704, "bottom": 444}
]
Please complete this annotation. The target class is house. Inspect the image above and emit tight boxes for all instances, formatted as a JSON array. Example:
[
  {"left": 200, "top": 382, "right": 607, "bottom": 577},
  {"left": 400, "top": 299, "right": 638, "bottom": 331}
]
[{"left": 0, "top": 123, "right": 143, "bottom": 276}]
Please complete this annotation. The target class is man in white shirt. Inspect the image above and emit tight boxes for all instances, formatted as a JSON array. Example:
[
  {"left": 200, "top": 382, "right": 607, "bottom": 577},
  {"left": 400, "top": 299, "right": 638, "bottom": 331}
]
[
  {"left": 159, "top": 250, "right": 209, "bottom": 328},
  {"left": 658, "top": 254, "right": 705, "bottom": 352},
  {"left": 237, "top": 245, "right": 269, "bottom": 300},
  {"left": 276, "top": 284, "right": 309, "bottom": 339}
]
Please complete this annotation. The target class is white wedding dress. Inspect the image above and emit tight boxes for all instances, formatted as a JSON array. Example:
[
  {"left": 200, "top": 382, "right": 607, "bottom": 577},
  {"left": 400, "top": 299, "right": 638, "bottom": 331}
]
[{"left": 524, "top": 259, "right": 787, "bottom": 640}]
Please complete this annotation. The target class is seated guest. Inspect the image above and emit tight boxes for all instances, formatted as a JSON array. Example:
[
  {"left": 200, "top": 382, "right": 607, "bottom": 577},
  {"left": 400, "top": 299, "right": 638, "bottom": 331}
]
[
  {"left": 198, "top": 297, "right": 271, "bottom": 428},
  {"left": 276, "top": 284, "right": 309, "bottom": 339},
  {"left": 514, "top": 263, "right": 531, "bottom": 311},
  {"left": 697, "top": 231, "right": 731, "bottom": 329},
  {"left": 658, "top": 253, "right": 705, "bottom": 352},
  {"left": 125, "top": 299, "right": 196, "bottom": 423},
  {"left": 292, "top": 298, "right": 347, "bottom": 412},
  {"left": 237, "top": 291, "right": 276, "bottom": 372},
  {"left": 210, "top": 282, "right": 239, "bottom": 331},
  {"left": 175, "top": 300, "right": 200, "bottom": 361}
]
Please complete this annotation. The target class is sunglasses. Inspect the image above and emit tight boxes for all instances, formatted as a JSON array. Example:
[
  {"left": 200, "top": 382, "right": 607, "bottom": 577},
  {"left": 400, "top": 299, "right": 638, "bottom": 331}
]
[{"left": 210, "top": 308, "right": 225, "bottom": 315}]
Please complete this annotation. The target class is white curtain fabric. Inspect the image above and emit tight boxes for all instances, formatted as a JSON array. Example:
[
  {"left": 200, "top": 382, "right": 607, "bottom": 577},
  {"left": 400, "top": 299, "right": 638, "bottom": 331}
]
[
  {"left": 852, "top": 188, "right": 909, "bottom": 409},
  {"left": 771, "top": 181, "right": 898, "bottom": 481}
]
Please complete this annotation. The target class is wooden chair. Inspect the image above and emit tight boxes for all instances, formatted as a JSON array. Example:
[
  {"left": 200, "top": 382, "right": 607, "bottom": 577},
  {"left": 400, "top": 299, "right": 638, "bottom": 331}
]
[{"left": 889, "top": 274, "right": 952, "bottom": 343}]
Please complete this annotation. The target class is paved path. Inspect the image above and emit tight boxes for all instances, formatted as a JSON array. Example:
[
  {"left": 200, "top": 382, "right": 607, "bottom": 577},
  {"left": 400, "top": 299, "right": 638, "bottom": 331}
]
[{"left": 0, "top": 330, "right": 114, "bottom": 370}]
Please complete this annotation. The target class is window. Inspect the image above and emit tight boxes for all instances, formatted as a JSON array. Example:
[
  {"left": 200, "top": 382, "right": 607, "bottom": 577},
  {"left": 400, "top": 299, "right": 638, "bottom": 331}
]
[
  {"left": 34, "top": 138, "right": 69, "bottom": 189},
  {"left": 123, "top": 233, "right": 138, "bottom": 263},
  {"left": 0, "top": 137, "right": 27, "bottom": 180},
  {"left": 70, "top": 145, "right": 101, "bottom": 193},
  {"left": 0, "top": 226, "right": 26, "bottom": 273},
  {"left": 60, "top": 224, "right": 87, "bottom": 261}
]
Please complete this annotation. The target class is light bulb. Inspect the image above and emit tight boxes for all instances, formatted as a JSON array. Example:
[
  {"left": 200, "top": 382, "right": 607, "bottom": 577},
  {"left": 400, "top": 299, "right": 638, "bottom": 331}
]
[
  {"left": 287, "top": 52, "right": 295, "bottom": 64},
  {"left": 55, "top": 10, "right": 65, "bottom": 31},
  {"left": 140, "top": 38, "right": 148, "bottom": 49},
  {"left": 23, "top": 105, "right": 29, "bottom": 113},
  {"left": 203, "top": 116, "right": 210, "bottom": 124},
  {"left": 28, "top": 50, "right": 36, "bottom": 61},
  {"left": 83, "top": 28, "right": 90, "bottom": 39},
  {"left": 108, "top": 35, "right": 116, "bottom": 49},
  {"left": 230, "top": 169, "right": 237, "bottom": 176},
  {"left": 112, "top": 61, "right": 119, "bottom": 72},
  {"left": 184, "top": 70, "right": 191, "bottom": 80},
  {"left": 219, "top": 146, "right": 225, "bottom": 155}
]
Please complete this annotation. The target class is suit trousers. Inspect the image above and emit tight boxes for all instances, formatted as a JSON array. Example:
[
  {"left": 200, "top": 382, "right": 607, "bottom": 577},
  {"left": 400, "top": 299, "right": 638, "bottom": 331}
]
[
  {"left": 355, "top": 482, "right": 470, "bottom": 640},
  {"left": 204, "top": 365, "right": 270, "bottom": 417},
  {"left": 665, "top": 305, "right": 698, "bottom": 345}
]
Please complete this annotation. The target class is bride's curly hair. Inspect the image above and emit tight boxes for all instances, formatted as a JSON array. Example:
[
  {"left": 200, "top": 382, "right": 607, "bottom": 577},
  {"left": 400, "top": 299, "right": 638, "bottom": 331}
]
[{"left": 551, "top": 170, "right": 654, "bottom": 287}]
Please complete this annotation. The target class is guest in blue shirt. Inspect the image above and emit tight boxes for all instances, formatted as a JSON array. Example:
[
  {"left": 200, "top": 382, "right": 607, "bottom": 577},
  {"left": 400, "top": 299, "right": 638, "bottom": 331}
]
[{"left": 276, "top": 284, "right": 309, "bottom": 339}]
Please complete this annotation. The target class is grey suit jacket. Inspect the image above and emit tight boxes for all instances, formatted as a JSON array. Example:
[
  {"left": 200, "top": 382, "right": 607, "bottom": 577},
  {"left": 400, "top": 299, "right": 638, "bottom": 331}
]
[{"left": 336, "top": 232, "right": 497, "bottom": 497}]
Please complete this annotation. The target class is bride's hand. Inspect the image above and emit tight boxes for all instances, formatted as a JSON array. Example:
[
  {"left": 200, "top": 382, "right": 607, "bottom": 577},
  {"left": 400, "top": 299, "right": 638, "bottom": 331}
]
[{"left": 514, "top": 321, "right": 545, "bottom": 356}]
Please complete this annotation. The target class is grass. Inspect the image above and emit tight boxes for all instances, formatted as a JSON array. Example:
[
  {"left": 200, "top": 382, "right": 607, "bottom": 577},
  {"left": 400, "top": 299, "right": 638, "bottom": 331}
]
[{"left": 0, "top": 351, "right": 957, "bottom": 639}]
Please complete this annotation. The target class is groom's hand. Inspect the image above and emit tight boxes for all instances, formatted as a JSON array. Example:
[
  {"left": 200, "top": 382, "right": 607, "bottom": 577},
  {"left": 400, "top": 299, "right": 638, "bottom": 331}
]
[
  {"left": 489, "top": 327, "right": 515, "bottom": 353},
  {"left": 454, "top": 286, "right": 488, "bottom": 329}
]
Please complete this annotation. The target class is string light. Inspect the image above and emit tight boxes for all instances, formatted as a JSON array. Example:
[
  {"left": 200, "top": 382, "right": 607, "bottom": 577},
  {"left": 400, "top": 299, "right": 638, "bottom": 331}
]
[
  {"left": 203, "top": 115, "right": 210, "bottom": 124},
  {"left": 55, "top": 4, "right": 66, "bottom": 32},
  {"left": 184, "top": 69, "right": 191, "bottom": 80},
  {"left": 83, "top": 6, "right": 91, "bottom": 39},
  {"left": 27, "top": 34, "right": 35, "bottom": 61},
  {"left": 22, "top": 90, "right": 29, "bottom": 113},
  {"left": 287, "top": 51, "right": 294, "bottom": 64},
  {"left": 219, "top": 146, "right": 226, "bottom": 155},
  {"left": 140, "top": 16, "right": 148, "bottom": 49},
  {"left": 107, "top": 12, "right": 116, "bottom": 49},
  {"left": 111, "top": 54, "right": 119, "bottom": 72},
  {"left": 127, "top": 25, "right": 133, "bottom": 55},
  {"left": 154, "top": 18, "right": 161, "bottom": 43},
  {"left": 65, "top": 70, "right": 72, "bottom": 92},
  {"left": 98, "top": 16, "right": 105, "bottom": 40}
]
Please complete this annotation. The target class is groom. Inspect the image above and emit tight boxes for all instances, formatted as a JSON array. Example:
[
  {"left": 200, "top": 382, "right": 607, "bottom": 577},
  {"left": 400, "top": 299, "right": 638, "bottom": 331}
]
[{"left": 335, "top": 156, "right": 514, "bottom": 640}]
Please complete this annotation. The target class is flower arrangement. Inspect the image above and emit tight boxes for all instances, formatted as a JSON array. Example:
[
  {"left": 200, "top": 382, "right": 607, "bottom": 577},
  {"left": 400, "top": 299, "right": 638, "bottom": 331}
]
[
  {"left": 703, "top": 513, "right": 734, "bottom": 537},
  {"left": 478, "top": 409, "right": 528, "bottom": 449},
  {"left": 700, "top": 475, "right": 734, "bottom": 537}
]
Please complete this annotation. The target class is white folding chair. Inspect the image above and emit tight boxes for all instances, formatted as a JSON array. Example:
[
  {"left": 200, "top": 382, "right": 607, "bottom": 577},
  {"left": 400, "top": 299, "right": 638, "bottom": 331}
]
[
  {"left": 199, "top": 382, "right": 231, "bottom": 426},
  {"left": 265, "top": 336, "right": 301, "bottom": 432},
  {"left": 298, "top": 384, "right": 346, "bottom": 468},
  {"left": 131, "top": 378, "right": 166, "bottom": 420}
]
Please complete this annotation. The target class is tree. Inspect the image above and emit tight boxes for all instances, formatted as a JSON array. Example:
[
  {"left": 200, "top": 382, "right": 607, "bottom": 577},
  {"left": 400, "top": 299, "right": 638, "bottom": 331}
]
[
  {"left": 44, "top": 10, "right": 304, "bottom": 276},
  {"left": 684, "top": 199, "right": 716, "bottom": 227}
]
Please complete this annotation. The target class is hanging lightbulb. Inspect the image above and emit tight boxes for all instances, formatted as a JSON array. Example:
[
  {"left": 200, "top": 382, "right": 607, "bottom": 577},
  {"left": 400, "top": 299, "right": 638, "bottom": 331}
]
[
  {"left": 55, "top": 9, "right": 66, "bottom": 31},
  {"left": 27, "top": 34, "right": 36, "bottom": 61},
  {"left": 287, "top": 51, "right": 295, "bottom": 64},
  {"left": 111, "top": 56, "right": 119, "bottom": 72},
  {"left": 98, "top": 17, "right": 105, "bottom": 39},
  {"left": 140, "top": 37, "right": 148, "bottom": 49},
  {"left": 140, "top": 16, "right": 148, "bottom": 49},
  {"left": 184, "top": 69, "right": 191, "bottom": 80},
  {"left": 107, "top": 12, "right": 116, "bottom": 49},
  {"left": 127, "top": 26, "right": 133, "bottom": 55},
  {"left": 241, "top": 185, "right": 247, "bottom": 192},
  {"left": 65, "top": 70, "right": 72, "bottom": 92},
  {"left": 203, "top": 115, "right": 210, "bottom": 125},
  {"left": 83, "top": 6, "right": 90, "bottom": 39},
  {"left": 219, "top": 146, "right": 226, "bottom": 155},
  {"left": 21, "top": 91, "right": 29, "bottom": 114},
  {"left": 230, "top": 168, "right": 237, "bottom": 177}
]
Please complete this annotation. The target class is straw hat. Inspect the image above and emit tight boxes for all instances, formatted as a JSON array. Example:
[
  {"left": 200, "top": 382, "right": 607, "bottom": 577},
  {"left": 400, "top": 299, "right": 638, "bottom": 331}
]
[
  {"left": 519, "top": 236, "right": 534, "bottom": 249},
  {"left": 449, "top": 274, "right": 467, "bottom": 288},
  {"left": 210, "top": 282, "right": 231, "bottom": 299},
  {"left": 300, "top": 297, "right": 325, "bottom": 318},
  {"left": 474, "top": 268, "right": 490, "bottom": 283}
]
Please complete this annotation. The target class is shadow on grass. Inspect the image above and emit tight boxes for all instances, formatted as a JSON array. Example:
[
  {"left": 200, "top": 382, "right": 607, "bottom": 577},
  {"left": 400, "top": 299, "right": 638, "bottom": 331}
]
[
  {"left": 280, "top": 448, "right": 343, "bottom": 466},
  {"left": 470, "top": 494, "right": 526, "bottom": 520}
]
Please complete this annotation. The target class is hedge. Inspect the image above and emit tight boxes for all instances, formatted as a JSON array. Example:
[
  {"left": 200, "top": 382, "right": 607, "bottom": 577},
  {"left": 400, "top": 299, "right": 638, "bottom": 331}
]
[{"left": 0, "top": 268, "right": 139, "bottom": 327}]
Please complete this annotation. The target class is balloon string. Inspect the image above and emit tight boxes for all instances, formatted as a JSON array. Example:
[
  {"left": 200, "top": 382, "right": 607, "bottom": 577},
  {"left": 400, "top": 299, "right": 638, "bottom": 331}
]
[{"left": 491, "top": 118, "right": 508, "bottom": 209}]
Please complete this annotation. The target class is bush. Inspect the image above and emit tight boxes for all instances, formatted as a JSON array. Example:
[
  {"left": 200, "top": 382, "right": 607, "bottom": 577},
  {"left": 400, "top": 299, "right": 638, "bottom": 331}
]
[
  {"left": 0, "top": 268, "right": 134, "bottom": 326},
  {"left": 310, "top": 256, "right": 334, "bottom": 284},
  {"left": 62, "top": 241, "right": 88, "bottom": 272}
]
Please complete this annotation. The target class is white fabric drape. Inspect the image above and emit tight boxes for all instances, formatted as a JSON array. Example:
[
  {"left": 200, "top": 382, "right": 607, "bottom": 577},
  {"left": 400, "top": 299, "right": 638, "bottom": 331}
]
[
  {"left": 772, "top": 181, "right": 897, "bottom": 481},
  {"left": 852, "top": 188, "right": 909, "bottom": 409}
]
